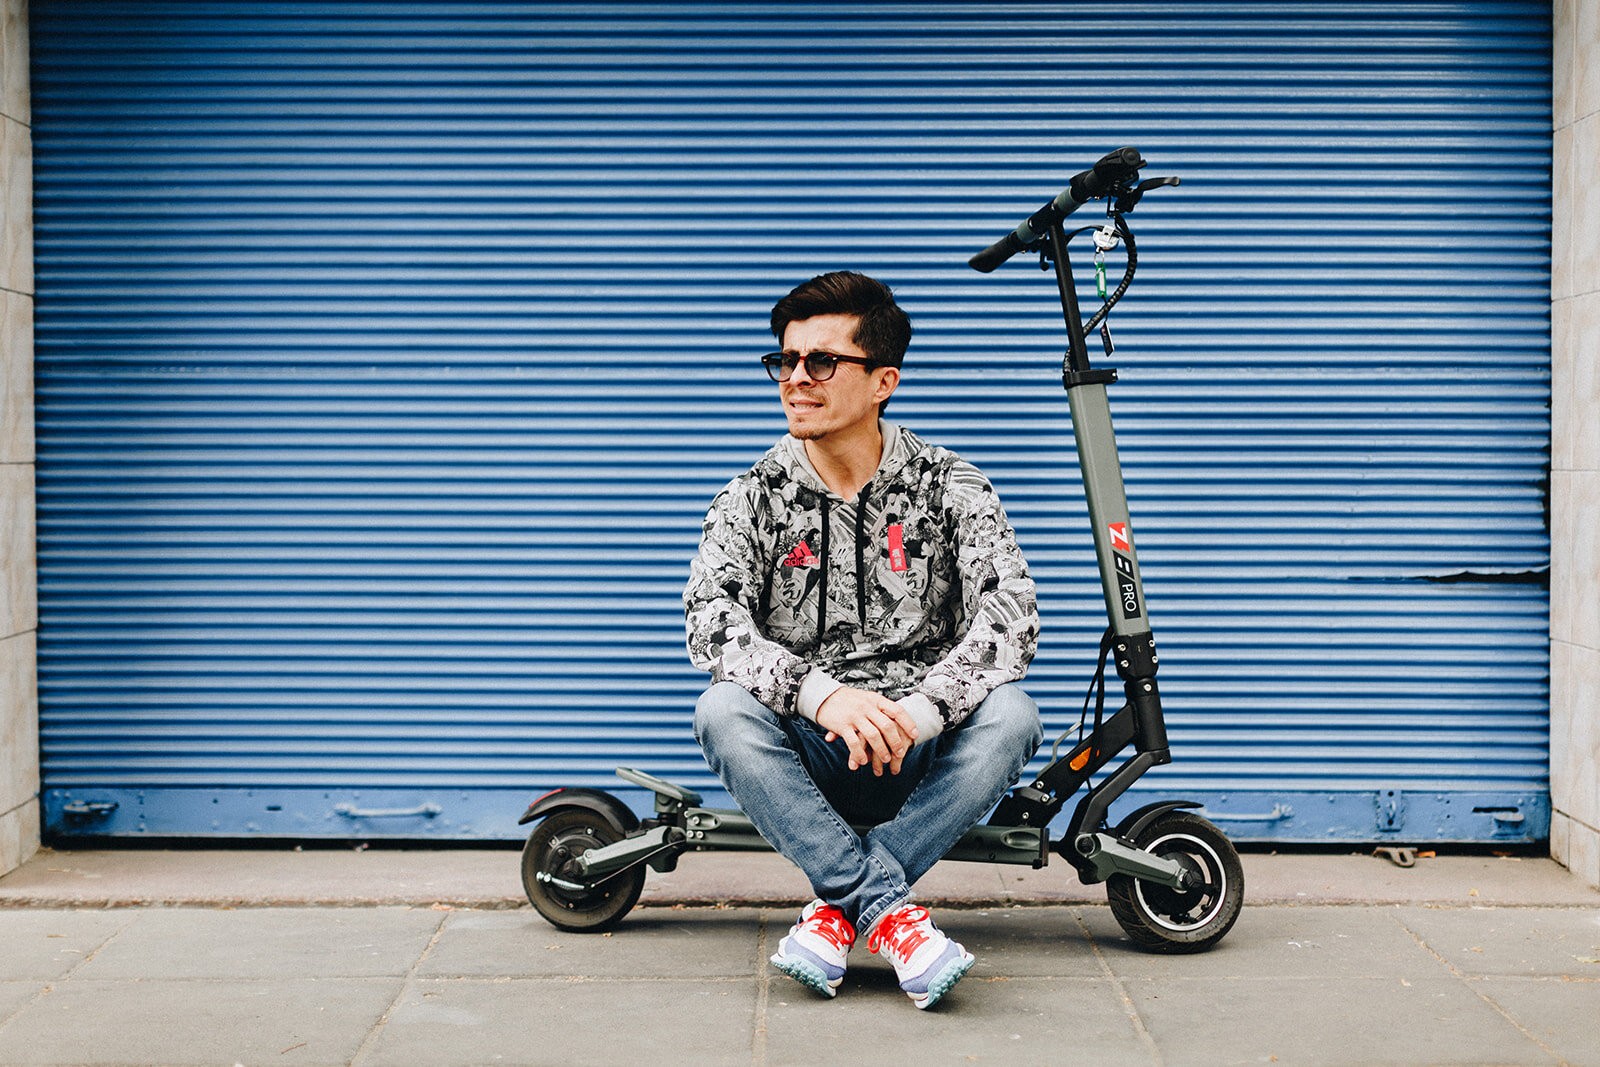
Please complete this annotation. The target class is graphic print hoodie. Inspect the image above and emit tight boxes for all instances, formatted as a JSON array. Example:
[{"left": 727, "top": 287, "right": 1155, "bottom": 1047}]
[{"left": 684, "top": 424, "right": 1039, "bottom": 744}]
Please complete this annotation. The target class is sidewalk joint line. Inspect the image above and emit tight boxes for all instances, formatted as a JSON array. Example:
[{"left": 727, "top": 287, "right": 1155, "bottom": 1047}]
[
  {"left": 1392, "top": 912, "right": 1572, "bottom": 1067},
  {"left": 752, "top": 909, "right": 770, "bottom": 1067},
  {"left": 0, "top": 911, "right": 139, "bottom": 1041},
  {"left": 348, "top": 909, "right": 450, "bottom": 1067},
  {"left": 1075, "top": 907, "right": 1165, "bottom": 1067}
]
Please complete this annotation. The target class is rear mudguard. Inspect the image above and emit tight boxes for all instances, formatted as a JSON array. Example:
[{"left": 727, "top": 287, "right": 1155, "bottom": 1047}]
[
  {"left": 1113, "top": 800, "right": 1202, "bottom": 844},
  {"left": 517, "top": 787, "right": 639, "bottom": 835}
]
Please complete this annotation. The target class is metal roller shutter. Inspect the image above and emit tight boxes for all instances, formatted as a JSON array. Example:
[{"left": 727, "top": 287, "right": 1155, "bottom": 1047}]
[{"left": 32, "top": 2, "right": 1550, "bottom": 841}]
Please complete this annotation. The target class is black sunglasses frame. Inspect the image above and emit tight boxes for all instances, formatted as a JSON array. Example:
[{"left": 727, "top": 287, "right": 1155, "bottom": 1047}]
[{"left": 761, "top": 351, "right": 881, "bottom": 383}]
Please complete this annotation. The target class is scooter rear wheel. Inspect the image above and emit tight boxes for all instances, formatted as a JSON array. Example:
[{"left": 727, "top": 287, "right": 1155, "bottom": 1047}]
[
  {"left": 1106, "top": 811, "right": 1243, "bottom": 953},
  {"left": 522, "top": 809, "right": 646, "bottom": 932}
]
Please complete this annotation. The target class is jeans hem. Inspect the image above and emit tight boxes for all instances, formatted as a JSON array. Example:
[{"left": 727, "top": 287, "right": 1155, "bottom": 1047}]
[{"left": 857, "top": 890, "right": 914, "bottom": 939}]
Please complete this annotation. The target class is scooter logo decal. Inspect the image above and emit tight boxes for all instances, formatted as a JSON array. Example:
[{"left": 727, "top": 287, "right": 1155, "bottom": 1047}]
[
  {"left": 782, "top": 540, "right": 819, "bottom": 568},
  {"left": 1112, "top": 552, "right": 1142, "bottom": 620},
  {"left": 887, "top": 523, "right": 908, "bottom": 572},
  {"left": 1108, "top": 522, "right": 1131, "bottom": 552}
]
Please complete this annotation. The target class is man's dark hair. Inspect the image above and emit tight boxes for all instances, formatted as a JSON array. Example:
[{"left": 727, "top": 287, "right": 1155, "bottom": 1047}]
[{"left": 770, "top": 270, "right": 913, "bottom": 369}]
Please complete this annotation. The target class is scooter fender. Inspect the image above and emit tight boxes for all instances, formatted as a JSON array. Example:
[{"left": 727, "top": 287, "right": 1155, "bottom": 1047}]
[
  {"left": 1113, "top": 800, "right": 1202, "bottom": 844},
  {"left": 517, "top": 787, "right": 639, "bottom": 834}
]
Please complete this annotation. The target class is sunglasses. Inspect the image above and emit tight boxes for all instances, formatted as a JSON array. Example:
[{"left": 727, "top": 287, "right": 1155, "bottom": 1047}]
[{"left": 761, "top": 351, "right": 881, "bottom": 383}]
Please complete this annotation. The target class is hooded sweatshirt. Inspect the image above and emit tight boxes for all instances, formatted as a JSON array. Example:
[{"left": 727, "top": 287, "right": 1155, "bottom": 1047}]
[{"left": 684, "top": 423, "right": 1039, "bottom": 744}]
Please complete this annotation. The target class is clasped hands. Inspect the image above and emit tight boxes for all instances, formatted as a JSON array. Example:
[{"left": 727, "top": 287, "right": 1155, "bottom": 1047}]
[{"left": 815, "top": 687, "right": 920, "bottom": 776}]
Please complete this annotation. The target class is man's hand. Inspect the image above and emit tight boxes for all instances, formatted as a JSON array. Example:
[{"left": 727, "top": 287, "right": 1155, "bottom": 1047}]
[{"left": 815, "top": 688, "right": 919, "bottom": 775}]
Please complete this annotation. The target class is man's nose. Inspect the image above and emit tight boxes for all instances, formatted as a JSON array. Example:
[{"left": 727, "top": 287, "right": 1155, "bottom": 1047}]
[{"left": 787, "top": 358, "right": 817, "bottom": 385}]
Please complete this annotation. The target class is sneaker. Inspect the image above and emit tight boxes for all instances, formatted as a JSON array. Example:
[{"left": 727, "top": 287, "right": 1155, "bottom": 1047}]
[
  {"left": 867, "top": 904, "right": 975, "bottom": 1010},
  {"left": 769, "top": 899, "right": 856, "bottom": 997}
]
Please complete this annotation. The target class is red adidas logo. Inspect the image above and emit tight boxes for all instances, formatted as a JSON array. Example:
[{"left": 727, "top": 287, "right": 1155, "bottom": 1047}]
[{"left": 783, "top": 540, "right": 819, "bottom": 567}]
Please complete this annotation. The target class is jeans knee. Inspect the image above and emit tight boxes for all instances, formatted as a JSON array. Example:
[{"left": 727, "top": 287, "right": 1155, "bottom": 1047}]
[
  {"left": 694, "top": 681, "right": 766, "bottom": 746},
  {"left": 982, "top": 684, "right": 1044, "bottom": 754}
]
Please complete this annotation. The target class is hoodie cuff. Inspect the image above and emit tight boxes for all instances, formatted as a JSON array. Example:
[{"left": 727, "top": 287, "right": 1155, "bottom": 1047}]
[
  {"left": 898, "top": 693, "right": 946, "bottom": 747},
  {"left": 796, "top": 667, "right": 846, "bottom": 723}
]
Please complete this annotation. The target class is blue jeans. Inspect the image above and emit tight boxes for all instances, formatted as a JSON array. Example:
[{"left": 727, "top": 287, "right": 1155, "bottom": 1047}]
[{"left": 694, "top": 681, "right": 1043, "bottom": 934}]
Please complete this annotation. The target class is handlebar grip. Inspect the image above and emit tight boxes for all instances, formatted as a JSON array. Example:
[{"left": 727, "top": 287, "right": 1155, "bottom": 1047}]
[
  {"left": 968, "top": 147, "right": 1146, "bottom": 272},
  {"left": 968, "top": 231, "right": 1027, "bottom": 273},
  {"left": 1070, "top": 146, "right": 1146, "bottom": 201}
]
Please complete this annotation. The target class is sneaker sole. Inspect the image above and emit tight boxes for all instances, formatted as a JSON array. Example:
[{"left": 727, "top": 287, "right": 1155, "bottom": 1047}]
[
  {"left": 769, "top": 953, "right": 842, "bottom": 998},
  {"left": 909, "top": 952, "right": 974, "bottom": 1010}
]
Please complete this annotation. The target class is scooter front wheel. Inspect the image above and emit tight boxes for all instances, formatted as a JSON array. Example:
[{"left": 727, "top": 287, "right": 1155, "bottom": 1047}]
[
  {"left": 1106, "top": 811, "right": 1243, "bottom": 953},
  {"left": 522, "top": 809, "right": 646, "bottom": 932}
]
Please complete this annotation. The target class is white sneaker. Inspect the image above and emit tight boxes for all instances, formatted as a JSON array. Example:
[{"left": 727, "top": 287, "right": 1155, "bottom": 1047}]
[
  {"left": 867, "top": 904, "right": 975, "bottom": 1009},
  {"left": 769, "top": 899, "right": 856, "bottom": 997}
]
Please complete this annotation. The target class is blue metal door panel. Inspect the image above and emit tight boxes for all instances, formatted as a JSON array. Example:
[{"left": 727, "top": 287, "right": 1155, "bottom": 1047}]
[{"left": 31, "top": 3, "right": 1550, "bottom": 842}]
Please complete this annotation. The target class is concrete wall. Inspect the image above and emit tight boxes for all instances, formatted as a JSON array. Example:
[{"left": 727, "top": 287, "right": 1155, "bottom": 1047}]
[
  {"left": 0, "top": 0, "right": 34, "bottom": 877},
  {"left": 1551, "top": 0, "right": 1600, "bottom": 889}
]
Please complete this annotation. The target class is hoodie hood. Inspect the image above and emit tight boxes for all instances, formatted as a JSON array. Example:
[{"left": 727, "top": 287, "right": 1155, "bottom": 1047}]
[{"left": 771, "top": 421, "right": 917, "bottom": 501}]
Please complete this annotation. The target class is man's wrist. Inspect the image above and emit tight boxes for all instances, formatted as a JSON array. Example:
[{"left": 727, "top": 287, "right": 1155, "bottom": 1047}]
[{"left": 797, "top": 667, "right": 846, "bottom": 723}]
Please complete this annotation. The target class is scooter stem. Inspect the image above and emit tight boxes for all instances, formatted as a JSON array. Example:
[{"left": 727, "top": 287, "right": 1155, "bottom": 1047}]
[{"left": 1046, "top": 220, "right": 1169, "bottom": 761}]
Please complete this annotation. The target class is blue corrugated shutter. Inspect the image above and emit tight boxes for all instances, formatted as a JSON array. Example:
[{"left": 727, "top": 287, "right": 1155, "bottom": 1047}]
[{"left": 32, "top": 3, "right": 1550, "bottom": 842}]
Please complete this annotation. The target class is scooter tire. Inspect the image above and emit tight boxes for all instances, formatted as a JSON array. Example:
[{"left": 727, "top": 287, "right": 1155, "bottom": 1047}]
[
  {"left": 522, "top": 808, "right": 646, "bottom": 933},
  {"left": 1106, "top": 811, "right": 1243, "bottom": 953}
]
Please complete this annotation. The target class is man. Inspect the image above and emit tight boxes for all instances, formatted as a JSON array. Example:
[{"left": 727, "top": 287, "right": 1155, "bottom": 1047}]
[{"left": 684, "top": 271, "right": 1042, "bottom": 1010}]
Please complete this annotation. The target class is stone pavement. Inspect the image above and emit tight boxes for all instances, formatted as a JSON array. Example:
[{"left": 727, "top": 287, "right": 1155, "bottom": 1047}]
[{"left": 0, "top": 847, "right": 1597, "bottom": 1066}]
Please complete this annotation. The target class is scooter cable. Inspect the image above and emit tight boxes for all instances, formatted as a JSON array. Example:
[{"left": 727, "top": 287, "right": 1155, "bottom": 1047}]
[
  {"left": 1050, "top": 627, "right": 1117, "bottom": 787},
  {"left": 1048, "top": 216, "right": 1137, "bottom": 336}
]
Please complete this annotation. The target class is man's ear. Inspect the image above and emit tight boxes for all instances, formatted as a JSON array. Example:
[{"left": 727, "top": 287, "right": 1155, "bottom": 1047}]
[{"left": 874, "top": 366, "right": 900, "bottom": 404}]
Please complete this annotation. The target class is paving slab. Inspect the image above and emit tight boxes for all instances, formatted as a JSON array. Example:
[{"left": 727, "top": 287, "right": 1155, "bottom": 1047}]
[
  {"left": 0, "top": 910, "right": 131, "bottom": 980},
  {"left": 933, "top": 905, "right": 1105, "bottom": 977},
  {"left": 1392, "top": 905, "right": 1600, "bottom": 978},
  {"left": 0, "top": 847, "right": 526, "bottom": 908},
  {"left": 761, "top": 974, "right": 1152, "bottom": 1066},
  {"left": 419, "top": 905, "right": 762, "bottom": 979},
  {"left": 0, "top": 982, "right": 43, "bottom": 1025},
  {"left": 72, "top": 906, "right": 446, "bottom": 981},
  {"left": 1122, "top": 976, "right": 1560, "bottom": 1067},
  {"left": 1473, "top": 976, "right": 1600, "bottom": 1067},
  {"left": 0, "top": 977, "right": 402, "bottom": 1067},
  {"left": 1076, "top": 904, "right": 1444, "bottom": 980},
  {"left": 363, "top": 977, "right": 758, "bottom": 1067}
]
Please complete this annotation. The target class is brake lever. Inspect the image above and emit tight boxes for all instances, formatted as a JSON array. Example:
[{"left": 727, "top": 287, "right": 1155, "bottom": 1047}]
[{"left": 1114, "top": 175, "right": 1182, "bottom": 214}]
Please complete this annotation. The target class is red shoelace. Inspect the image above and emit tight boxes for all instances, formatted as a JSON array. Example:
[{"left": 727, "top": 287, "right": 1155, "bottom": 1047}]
[
  {"left": 803, "top": 905, "right": 856, "bottom": 951},
  {"left": 867, "top": 906, "right": 932, "bottom": 960}
]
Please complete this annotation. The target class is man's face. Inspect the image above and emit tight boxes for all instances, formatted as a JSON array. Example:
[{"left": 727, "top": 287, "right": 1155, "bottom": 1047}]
[{"left": 778, "top": 313, "right": 898, "bottom": 442}]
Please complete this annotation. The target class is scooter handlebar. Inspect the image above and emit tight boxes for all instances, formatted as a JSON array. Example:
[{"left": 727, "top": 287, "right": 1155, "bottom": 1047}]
[{"left": 968, "top": 147, "right": 1146, "bottom": 273}]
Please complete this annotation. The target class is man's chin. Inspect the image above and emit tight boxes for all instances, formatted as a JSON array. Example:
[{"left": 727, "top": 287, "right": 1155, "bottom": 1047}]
[{"left": 786, "top": 416, "right": 825, "bottom": 440}]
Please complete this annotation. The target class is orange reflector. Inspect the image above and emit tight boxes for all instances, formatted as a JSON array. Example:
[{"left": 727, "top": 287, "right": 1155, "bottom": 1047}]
[{"left": 1070, "top": 748, "right": 1094, "bottom": 771}]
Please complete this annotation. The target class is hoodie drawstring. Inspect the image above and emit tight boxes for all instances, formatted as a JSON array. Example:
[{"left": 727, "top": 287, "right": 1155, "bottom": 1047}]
[
  {"left": 817, "top": 496, "right": 831, "bottom": 639},
  {"left": 855, "top": 486, "right": 870, "bottom": 625}
]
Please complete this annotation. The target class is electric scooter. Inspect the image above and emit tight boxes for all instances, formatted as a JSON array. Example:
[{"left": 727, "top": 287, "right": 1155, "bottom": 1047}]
[{"left": 517, "top": 148, "right": 1244, "bottom": 953}]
